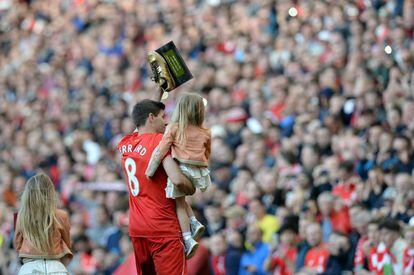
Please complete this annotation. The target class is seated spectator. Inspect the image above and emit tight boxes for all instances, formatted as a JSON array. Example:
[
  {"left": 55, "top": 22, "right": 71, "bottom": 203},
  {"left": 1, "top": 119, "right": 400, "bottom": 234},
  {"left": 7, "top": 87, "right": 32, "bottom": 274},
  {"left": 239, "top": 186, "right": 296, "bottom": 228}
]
[
  {"left": 403, "top": 224, "right": 414, "bottom": 274},
  {"left": 369, "top": 218, "right": 406, "bottom": 274},
  {"left": 317, "top": 192, "right": 351, "bottom": 242},
  {"left": 239, "top": 224, "right": 269, "bottom": 275},
  {"left": 209, "top": 233, "right": 227, "bottom": 275},
  {"left": 224, "top": 205, "right": 247, "bottom": 235},
  {"left": 302, "top": 223, "right": 329, "bottom": 274},
  {"left": 248, "top": 199, "right": 279, "bottom": 243},
  {"left": 349, "top": 208, "right": 372, "bottom": 272},
  {"left": 264, "top": 224, "right": 298, "bottom": 275},
  {"left": 355, "top": 219, "right": 381, "bottom": 273},
  {"left": 225, "top": 230, "right": 244, "bottom": 275},
  {"left": 323, "top": 231, "right": 353, "bottom": 274},
  {"left": 295, "top": 218, "right": 312, "bottom": 271},
  {"left": 332, "top": 162, "right": 357, "bottom": 206}
]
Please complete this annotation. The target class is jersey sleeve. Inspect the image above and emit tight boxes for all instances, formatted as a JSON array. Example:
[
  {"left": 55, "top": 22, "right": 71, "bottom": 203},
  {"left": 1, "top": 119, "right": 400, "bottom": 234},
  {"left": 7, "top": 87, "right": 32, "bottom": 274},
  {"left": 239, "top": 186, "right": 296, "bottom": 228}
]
[{"left": 145, "top": 127, "right": 175, "bottom": 177}]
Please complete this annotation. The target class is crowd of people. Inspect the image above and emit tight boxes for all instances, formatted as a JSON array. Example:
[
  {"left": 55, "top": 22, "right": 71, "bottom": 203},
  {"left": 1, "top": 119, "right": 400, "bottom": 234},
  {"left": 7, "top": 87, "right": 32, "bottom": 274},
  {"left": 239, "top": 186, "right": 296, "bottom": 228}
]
[{"left": 1, "top": 0, "right": 414, "bottom": 274}]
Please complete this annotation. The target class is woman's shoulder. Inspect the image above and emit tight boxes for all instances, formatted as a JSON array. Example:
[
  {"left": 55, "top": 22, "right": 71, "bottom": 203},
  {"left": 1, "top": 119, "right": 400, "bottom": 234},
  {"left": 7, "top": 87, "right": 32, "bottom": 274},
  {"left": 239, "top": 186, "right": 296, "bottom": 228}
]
[
  {"left": 188, "top": 124, "right": 210, "bottom": 133},
  {"left": 199, "top": 126, "right": 211, "bottom": 136},
  {"left": 56, "top": 209, "right": 70, "bottom": 221}
]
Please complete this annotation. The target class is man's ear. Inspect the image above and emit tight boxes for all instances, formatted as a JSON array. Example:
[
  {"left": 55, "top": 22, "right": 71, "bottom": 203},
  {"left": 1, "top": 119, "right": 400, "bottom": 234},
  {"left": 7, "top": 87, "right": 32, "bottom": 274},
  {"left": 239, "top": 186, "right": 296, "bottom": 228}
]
[{"left": 148, "top": 113, "right": 155, "bottom": 123}]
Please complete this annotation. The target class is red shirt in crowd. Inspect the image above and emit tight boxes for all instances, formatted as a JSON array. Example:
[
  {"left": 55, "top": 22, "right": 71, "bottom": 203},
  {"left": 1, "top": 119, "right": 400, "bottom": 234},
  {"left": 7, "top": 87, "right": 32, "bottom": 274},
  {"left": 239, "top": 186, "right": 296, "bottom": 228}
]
[
  {"left": 333, "top": 182, "right": 357, "bottom": 206},
  {"left": 403, "top": 247, "right": 414, "bottom": 274},
  {"left": 118, "top": 132, "right": 181, "bottom": 238},
  {"left": 330, "top": 207, "right": 352, "bottom": 234},
  {"left": 211, "top": 255, "right": 226, "bottom": 275},
  {"left": 304, "top": 244, "right": 329, "bottom": 273},
  {"left": 316, "top": 206, "right": 351, "bottom": 235},
  {"left": 368, "top": 243, "right": 397, "bottom": 275},
  {"left": 354, "top": 235, "right": 369, "bottom": 270},
  {"left": 269, "top": 246, "right": 297, "bottom": 275}
]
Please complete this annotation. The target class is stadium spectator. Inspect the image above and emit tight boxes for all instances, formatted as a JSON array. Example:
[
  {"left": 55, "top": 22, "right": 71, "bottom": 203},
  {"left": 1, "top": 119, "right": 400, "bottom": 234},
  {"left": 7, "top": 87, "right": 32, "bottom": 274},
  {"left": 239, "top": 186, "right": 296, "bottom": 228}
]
[
  {"left": 368, "top": 218, "right": 406, "bottom": 274},
  {"left": 264, "top": 223, "right": 298, "bottom": 275},
  {"left": 317, "top": 192, "right": 351, "bottom": 242},
  {"left": 403, "top": 223, "right": 414, "bottom": 274},
  {"left": 323, "top": 231, "right": 353, "bottom": 274},
  {"left": 14, "top": 174, "right": 72, "bottom": 274},
  {"left": 209, "top": 233, "right": 227, "bottom": 275},
  {"left": 225, "top": 230, "right": 244, "bottom": 275},
  {"left": 302, "top": 222, "right": 329, "bottom": 273},
  {"left": 248, "top": 199, "right": 279, "bottom": 243},
  {"left": 239, "top": 224, "right": 269, "bottom": 275}
]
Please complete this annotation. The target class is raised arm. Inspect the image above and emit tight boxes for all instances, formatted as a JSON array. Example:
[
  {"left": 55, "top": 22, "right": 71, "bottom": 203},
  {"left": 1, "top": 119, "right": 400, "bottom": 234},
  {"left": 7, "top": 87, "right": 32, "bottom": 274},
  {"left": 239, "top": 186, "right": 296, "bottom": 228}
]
[
  {"left": 162, "top": 156, "right": 195, "bottom": 195},
  {"left": 151, "top": 87, "right": 164, "bottom": 102}
]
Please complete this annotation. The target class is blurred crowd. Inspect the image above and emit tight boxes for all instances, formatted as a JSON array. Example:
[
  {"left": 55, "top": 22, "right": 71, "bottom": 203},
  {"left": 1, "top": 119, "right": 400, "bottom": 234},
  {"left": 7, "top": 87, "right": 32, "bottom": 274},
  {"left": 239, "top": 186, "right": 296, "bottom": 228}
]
[{"left": 1, "top": 0, "right": 414, "bottom": 274}]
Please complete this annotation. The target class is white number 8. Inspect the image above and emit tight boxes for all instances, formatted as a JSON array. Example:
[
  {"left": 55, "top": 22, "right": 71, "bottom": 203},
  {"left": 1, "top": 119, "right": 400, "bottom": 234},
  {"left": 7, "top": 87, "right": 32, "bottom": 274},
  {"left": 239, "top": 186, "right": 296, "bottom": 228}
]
[{"left": 125, "top": 158, "right": 139, "bottom": 196}]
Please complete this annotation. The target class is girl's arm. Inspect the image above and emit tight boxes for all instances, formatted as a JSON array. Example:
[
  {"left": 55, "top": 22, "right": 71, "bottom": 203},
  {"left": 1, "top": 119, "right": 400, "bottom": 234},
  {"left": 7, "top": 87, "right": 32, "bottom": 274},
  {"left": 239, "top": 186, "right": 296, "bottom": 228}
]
[
  {"left": 205, "top": 131, "right": 211, "bottom": 161},
  {"left": 145, "top": 127, "right": 175, "bottom": 177}
]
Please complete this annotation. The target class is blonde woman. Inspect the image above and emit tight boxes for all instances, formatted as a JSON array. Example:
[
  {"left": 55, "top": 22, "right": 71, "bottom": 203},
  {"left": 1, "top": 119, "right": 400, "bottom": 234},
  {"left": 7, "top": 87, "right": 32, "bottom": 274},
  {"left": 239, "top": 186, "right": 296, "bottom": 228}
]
[
  {"left": 14, "top": 174, "right": 72, "bottom": 275},
  {"left": 145, "top": 93, "right": 211, "bottom": 258}
]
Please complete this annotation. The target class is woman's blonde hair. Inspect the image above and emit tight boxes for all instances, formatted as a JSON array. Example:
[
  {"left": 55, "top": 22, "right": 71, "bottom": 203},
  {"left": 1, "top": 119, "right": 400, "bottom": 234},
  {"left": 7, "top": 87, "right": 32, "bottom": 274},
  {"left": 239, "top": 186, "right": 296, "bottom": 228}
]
[
  {"left": 16, "top": 174, "right": 60, "bottom": 253},
  {"left": 170, "top": 93, "right": 205, "bottom": 143}
]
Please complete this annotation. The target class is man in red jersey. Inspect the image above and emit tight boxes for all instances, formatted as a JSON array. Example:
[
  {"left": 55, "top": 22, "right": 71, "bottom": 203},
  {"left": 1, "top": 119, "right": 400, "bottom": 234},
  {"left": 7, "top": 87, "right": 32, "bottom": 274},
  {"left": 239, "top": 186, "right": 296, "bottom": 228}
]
[
  {"left": 303, "top": 223, "right": 329, "bottom": 273},
  {"left": 118, "top": 90, "right": 195, "bottom": 275}
]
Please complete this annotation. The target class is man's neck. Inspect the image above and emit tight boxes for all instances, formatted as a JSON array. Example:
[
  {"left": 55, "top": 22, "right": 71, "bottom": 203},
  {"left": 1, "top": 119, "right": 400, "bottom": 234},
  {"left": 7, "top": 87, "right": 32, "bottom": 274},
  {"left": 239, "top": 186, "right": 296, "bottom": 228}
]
[{"left": 137, "top": 126, "right": 155, "bottom": 134}]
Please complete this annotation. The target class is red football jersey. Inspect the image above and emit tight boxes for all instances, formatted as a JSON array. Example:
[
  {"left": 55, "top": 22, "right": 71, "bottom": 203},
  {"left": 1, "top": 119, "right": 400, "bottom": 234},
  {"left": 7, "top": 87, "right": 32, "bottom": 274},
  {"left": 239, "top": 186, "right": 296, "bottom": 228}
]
[
  {"left": 118, "top": 132, "right": 181, "bottom": 238},
  {"left": 304, "top": 244, "right": 329, "bottom": 273}
]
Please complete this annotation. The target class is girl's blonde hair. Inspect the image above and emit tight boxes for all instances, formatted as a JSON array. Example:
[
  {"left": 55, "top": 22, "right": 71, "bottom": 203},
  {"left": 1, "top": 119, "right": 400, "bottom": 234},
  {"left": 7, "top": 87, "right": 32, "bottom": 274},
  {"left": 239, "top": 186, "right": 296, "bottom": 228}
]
[
  {"left": 16, "top": 174, "right": 60, "bottom": 253},
  {"left": 170, "top": 93, "right": 205, "bottom": 143}
]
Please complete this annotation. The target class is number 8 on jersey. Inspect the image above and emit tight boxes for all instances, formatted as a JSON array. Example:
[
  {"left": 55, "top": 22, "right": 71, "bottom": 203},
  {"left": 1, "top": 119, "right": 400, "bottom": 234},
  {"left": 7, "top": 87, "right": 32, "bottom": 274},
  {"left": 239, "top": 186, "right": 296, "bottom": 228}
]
[{"left": 125, "top": 157, "right": 139, "bottom": 196}]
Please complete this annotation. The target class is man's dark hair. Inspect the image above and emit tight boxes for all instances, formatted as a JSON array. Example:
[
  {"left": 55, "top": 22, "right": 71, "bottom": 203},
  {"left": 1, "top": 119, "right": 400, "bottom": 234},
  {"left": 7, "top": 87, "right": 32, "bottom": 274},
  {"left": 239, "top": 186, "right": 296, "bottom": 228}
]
[
  {"left": 379, "top": 218, "right": 401, "bottom": 233},
  {"left": 131, "top": 100, "right": 165, "bottom": 127}
]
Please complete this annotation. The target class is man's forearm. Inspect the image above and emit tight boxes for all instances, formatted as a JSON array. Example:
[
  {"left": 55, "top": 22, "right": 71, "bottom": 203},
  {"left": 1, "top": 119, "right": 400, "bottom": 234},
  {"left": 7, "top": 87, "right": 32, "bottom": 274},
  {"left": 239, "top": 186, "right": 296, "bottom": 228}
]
[{"left": 152, "top": 87, "right": 164, "bottom": 102}]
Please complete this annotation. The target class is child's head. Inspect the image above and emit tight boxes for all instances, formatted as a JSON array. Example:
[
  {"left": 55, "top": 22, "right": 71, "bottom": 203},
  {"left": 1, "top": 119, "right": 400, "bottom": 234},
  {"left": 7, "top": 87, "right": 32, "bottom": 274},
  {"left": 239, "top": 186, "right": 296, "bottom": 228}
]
[{"left": 171, "top": 92, "right": 205, "bottom": 128}]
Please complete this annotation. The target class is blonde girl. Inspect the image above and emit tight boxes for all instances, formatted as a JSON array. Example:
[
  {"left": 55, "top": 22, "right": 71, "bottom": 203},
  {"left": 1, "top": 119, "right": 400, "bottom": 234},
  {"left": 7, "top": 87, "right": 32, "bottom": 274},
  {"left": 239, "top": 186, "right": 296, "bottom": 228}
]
[
  {"left": 14, "top": 174, "right": 72, "bottom": 275},
  {"left": 146, "top": 93, "right": 211, "bottom": 258}
]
